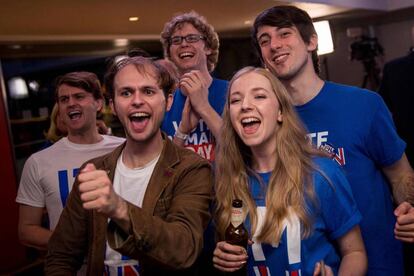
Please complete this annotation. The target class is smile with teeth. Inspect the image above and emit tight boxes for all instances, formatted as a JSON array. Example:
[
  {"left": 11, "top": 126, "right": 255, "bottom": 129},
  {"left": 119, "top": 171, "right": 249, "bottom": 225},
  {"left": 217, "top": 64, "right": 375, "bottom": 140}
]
[
  {"left": 272, "top": 53, "right": 289, "bottom": 64},
  {"left": 129, "top": 112, "right": 150, "bottom": 122},
  {"left": 241, "top": 117, "right": 261, "bottom": 134},
  {"left": 179, "top": 52, "right": 194, "bottom": 59},
  {"left": 241, "top": 117, "right": 260, "bottom": 125}
]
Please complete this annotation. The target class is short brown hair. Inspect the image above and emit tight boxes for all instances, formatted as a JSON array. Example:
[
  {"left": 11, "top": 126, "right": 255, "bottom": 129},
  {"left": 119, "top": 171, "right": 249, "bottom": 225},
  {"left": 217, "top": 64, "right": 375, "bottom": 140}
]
[
  {"left": 160, "top": 11, "right": 219, "bottom": 72},
  {"left": 55, "top": 71, "right": 103, "bottom": 100},
  {"left": 252, "top": 5, "right": 320, "bottom": 74},
  {"left": 104, "top": 56, "right": 176, "bottom": 100}
]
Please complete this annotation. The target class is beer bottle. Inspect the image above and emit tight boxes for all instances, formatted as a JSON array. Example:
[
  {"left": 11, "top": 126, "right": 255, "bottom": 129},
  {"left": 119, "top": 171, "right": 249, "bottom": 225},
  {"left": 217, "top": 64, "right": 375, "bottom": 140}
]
[{"left": 225, "top": 199, "right": 248, "bottom": 275}]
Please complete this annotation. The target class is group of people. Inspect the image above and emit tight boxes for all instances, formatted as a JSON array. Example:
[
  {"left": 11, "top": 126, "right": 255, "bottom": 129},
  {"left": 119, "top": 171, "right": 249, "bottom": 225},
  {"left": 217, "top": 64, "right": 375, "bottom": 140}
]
[{"left": 15, "top": 5, "right": 414, "bottom": 276}]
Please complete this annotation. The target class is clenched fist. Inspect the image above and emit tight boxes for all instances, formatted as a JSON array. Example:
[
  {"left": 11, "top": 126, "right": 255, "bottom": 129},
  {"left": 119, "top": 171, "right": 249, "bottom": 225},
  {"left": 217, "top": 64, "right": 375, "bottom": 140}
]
[{"left": 78, "top": 163, "right": 127, "bottom": 221}]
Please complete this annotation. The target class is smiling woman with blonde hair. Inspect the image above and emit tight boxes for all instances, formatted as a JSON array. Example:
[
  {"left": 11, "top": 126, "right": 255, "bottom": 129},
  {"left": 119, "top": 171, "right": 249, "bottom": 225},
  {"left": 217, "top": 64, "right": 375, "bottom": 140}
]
[{"left": 212, "top": 67, "right": 367, "bottom": 275}]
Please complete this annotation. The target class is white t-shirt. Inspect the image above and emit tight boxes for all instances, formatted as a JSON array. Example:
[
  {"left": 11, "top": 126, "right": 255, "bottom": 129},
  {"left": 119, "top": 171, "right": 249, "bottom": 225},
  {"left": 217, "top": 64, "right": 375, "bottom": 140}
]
[
  {"left": 104, "top": 151, "right": 160, "bottom": 275},
  {"left": 16, "top": 135, "right": 125, "bottom": 230}
]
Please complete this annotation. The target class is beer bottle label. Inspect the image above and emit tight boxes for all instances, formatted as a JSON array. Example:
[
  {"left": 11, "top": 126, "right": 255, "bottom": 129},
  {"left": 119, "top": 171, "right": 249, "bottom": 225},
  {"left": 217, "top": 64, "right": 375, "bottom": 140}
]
[{"left": 230, "top": 207, "right": 244, "bottom": 228}]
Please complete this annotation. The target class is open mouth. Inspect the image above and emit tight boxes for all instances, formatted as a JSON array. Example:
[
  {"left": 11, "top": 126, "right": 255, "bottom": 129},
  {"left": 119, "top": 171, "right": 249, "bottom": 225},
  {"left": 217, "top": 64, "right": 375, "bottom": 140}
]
[
  {"left": 130, "top": 112, "right": 150, "bottom": 122},
  {"left": 179, "top": 52, "right": 195, "bottom": 59},
  {"left": 241, "top": 117, "right": 261, "bottom": 134},
  {"left": 129, "top": 112, "right": 151, "bottom": 132},
  {"left": 68, "top": 110, "right": 82, "bottom": 120}
]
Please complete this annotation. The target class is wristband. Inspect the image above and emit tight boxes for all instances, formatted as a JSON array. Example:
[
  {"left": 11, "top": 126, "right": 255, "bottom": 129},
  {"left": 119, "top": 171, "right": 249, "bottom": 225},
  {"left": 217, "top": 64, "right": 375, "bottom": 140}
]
[{"left": 174, "top": 129, "right": 188, "bottom": 140}]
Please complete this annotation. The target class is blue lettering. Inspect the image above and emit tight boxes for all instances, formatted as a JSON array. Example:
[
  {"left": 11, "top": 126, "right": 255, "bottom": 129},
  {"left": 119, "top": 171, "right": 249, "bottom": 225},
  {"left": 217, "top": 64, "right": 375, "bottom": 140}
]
[
  {"left": 58, "top": 168, "right": 80, "bottom": 207},
  {"left": 58, "top": 170, "right": 69, "bottom": 207}
]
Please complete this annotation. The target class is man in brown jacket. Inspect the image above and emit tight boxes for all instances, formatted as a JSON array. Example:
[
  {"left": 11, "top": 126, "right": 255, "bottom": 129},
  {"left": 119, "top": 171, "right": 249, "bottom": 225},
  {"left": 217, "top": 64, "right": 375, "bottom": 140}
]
[{"left": 45, "top": 56, "right": 213, "bottom": 275}]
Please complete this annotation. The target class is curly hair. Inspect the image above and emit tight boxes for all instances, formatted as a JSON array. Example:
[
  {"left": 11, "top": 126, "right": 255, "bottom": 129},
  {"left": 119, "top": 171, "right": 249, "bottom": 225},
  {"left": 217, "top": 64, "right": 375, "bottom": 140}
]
[{"left": 160, "top": 11, "right": 219, "bottom": 72}]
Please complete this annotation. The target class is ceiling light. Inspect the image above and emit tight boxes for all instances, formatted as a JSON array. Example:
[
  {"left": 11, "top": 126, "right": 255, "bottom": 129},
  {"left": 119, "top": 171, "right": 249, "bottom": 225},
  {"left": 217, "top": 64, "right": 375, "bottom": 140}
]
[
  {"left": 129, "top": 16, "right": 139, "bottom": 22},
  {"left": 9, "top": 44, "right": 22, "bottom": 50},
  {"left": 244, "top": 20, "right": 252, "bottom": 25},
  {"left": 314, "top": 20, "right": 334, "bottom": 55}
]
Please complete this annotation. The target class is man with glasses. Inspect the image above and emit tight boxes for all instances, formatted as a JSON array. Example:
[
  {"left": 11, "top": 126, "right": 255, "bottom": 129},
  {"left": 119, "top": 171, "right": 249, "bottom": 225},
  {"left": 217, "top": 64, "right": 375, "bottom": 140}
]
[{"left": 160, "top": 11, "right": 228, "bottom": 161}]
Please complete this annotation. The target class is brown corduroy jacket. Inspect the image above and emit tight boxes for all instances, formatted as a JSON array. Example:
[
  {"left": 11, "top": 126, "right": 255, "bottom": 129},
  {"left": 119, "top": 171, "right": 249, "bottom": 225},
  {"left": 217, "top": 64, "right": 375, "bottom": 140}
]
[{"left": 45, "top": 135, "right": 213, "bottom": 275}]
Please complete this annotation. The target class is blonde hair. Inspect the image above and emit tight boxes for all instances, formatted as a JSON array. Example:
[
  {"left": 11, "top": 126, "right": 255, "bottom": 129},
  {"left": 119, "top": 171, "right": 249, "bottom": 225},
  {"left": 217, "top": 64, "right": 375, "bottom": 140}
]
[
  {"left": 215, "top": 67, "right": 321, "bottom": 244},
  {"left": 45, "top": 103, "right": 67, "bottom": 143}
]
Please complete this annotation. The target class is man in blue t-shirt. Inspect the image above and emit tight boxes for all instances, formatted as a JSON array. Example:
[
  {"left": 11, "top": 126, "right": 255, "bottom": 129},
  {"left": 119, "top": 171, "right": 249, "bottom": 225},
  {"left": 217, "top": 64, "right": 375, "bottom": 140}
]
[
  {"left": 160, "top": 11, "right": 228, "bottom": 161},
  {"left": 252, "top": 5, "right": 414, "bottom": 276}
]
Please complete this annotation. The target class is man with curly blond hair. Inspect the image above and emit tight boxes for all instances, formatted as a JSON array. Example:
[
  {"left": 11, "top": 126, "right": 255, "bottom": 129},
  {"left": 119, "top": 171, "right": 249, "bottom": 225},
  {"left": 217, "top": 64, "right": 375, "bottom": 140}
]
[{"left": 160, "top": 11, "right": 228, "bottom": 161}]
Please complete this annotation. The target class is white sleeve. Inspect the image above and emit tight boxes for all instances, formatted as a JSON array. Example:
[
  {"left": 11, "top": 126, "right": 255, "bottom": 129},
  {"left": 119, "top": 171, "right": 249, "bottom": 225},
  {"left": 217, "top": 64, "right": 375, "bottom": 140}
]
[{"left": 16, "top": 155, "right": 45, "bottom": 207}]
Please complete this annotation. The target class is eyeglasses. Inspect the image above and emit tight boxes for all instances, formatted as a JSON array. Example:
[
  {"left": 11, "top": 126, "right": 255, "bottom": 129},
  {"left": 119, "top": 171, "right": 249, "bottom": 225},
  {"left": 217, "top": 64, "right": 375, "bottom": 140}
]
[{"left": 170, "top": 34, "right": 205, "bottom": 45}]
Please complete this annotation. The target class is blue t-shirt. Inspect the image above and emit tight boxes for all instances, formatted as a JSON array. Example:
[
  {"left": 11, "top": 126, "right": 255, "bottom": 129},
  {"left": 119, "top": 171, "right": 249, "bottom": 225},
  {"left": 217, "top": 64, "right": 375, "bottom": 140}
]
[
  {"left": 247, "top": 157, "right": 361, "bottom": 276},
  {"left": 161, "top": 78, "right": 228, "bottom": 161},
  {"left": 296, "top": 81, "right": 406, "bottom": 275}
]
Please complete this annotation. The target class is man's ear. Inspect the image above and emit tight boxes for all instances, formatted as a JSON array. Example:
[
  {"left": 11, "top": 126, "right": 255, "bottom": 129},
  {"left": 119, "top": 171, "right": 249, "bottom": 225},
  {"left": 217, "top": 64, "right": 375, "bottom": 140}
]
[
  {"left": 109, "top": 99, "right": 116, "bottom": 116},
  {"left": 96, "top": 98, "right": 104, "bottom": 112},
  {"left": 205, "top": 46, "right": 212, "bottom": 56},
  {"left": 166, "top": 94, "right": 173, "bottom": 112},
  {"left": 307, "top": 33, "right": 318, "bottom": 52}
]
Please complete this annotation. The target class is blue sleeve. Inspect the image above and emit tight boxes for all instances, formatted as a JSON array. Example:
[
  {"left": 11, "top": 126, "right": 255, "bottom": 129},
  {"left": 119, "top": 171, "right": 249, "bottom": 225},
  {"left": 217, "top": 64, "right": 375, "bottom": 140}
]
[
  {"left": 208, "top": 79, "right": 228, "bottom": 116},
  {"left": 314, "top": 159, "right": 362, "bottom": 240},
  {"left": 366, "top": 95, "right": 406, "bottom": 167},
  {"left": 161, "top": 89, "right": 185, "bottom": 137}
]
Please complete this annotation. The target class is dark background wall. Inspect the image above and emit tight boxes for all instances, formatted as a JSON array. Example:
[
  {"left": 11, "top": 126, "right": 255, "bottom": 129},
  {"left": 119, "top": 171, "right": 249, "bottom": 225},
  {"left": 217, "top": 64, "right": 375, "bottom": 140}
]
[{"left": 0, "top": 63, "right": 26, "bottom": 273}]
